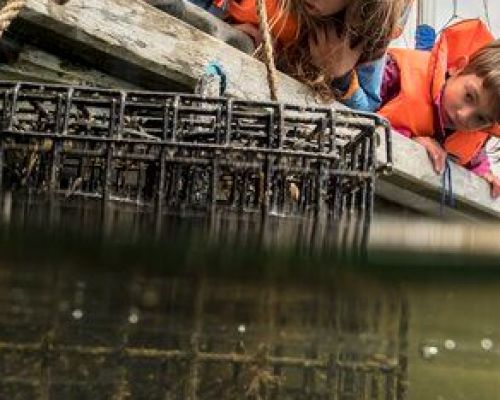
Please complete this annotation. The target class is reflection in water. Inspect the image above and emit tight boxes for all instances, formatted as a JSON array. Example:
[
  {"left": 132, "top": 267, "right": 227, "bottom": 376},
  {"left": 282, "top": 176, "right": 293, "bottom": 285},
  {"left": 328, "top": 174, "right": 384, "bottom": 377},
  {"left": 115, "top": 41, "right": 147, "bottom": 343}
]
[
  {"left": 0, "top": 191, "right": 370, "bottom": 258},
  {"left": 406, "top": 282, "right": 500, "bottom": 400},
  {"left": 0, "top": 197, "right": 500, "bottom": 399},
  {"left": 0, "top": 262, "right": 407, "bottom": 399},
  {"left": 0, "top": 197, "right": 406, "bottom": 399}
]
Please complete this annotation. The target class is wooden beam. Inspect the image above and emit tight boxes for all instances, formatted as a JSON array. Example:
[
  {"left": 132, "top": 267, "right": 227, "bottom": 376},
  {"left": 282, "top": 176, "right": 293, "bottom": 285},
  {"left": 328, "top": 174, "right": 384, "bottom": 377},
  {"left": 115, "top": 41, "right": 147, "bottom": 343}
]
[
  {"left": 377, "top": 133, "right": 500, "bottom": 218},
  {"left": 0, "top": 43, "right": 139, "bottom": 88},
  {"left": 13, "top": 0, "right": 309, "bottom": 100},
  {"left": 9, "top": 0, "right": 500, "bottom": 218}
]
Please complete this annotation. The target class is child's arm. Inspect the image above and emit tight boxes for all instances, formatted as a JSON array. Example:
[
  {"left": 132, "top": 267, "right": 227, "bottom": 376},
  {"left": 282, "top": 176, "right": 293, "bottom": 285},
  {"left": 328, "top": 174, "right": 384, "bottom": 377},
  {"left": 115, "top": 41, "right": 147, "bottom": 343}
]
[
  {"left": 413, "top": 136, "right": 448, "bottom": 174},
  {"left": 338, "top": 57, "right": 386, "bottom": 112},
  {"left": 462, "top": 148, "right": 500, "bottom": 198},
  {"left": 414, "top": 141, "right": 500, "bottom": 199},
  {"left": 468, "top": 150, "right": 500, "bottom": 199},
  {"left": 335, "top": 0, "right": 413, "bottom": 111}
]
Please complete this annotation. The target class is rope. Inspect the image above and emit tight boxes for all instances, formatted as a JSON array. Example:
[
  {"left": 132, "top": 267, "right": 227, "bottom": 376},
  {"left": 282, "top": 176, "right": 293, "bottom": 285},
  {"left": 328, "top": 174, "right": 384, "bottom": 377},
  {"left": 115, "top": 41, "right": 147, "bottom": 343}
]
[
  {"left": 0, "top": 0, "right": 26, "bottom": 38},
  {"left": 205, "top": 61, "right": 227, "bottom": 95},
  {"left": 256, "top": 0, "right": 278, "bottom": 101}
]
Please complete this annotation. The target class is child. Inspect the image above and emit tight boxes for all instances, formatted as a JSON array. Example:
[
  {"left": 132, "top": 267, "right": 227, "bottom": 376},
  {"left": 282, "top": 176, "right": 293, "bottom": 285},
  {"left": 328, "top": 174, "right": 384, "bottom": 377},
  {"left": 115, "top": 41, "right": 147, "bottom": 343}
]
[
  {"left": 378, "top": 19, "right": 500, "bottom": 198},
  {"left": 185, "top": 0, "right": 412, "bottom": 106},
  {"left": 297, "top": 0, "right": 413, "bottom": 107}
]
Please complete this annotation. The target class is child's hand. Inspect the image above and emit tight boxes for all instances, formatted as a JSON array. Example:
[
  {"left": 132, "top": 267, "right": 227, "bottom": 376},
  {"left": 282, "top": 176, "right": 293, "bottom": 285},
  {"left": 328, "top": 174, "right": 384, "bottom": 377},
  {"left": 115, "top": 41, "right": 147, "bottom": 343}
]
[
  {"left": 490, "top": 176, "right": 500, "bottom": 199},
  {"left": 233, "top": 23, "right": 263, "bottom": 47},
  {"left": 481, "top": 172, "right": 500, "bottom": 199},
  {"left": 414, "top": 136, "right": 447, "bottom": 174},
  {"left": 308, "top": 26, "right": 362, "bottom": 80}
]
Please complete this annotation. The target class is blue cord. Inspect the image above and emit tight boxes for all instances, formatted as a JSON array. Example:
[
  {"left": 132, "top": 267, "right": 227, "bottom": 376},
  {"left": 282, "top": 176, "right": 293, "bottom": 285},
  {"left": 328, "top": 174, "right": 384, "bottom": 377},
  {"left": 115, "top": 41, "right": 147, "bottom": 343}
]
[
  {"left": 440, "top": 157, "right": 455, "bottom": 216},
  {"left": 205, "top": 61, "right": 227, "bottom": 95}
]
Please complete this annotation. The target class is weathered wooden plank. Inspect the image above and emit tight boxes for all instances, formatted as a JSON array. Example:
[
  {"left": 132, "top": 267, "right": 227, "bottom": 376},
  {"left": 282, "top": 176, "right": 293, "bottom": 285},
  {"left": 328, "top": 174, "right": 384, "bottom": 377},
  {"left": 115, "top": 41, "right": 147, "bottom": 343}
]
[
  {"left": 0, "top": 43, "right": 139, "bottom": 88},
  {"left": 14, "top": 0, "right": 310, "bottom": 101},
  {"left": 8, "top": 0, "right": 500, "bottom": 218},
  {"left": 376, "top": 180, "right": 480, "bottom": 220},
  {"left": 377, "top": 133, "right": 500, "bottom": 218}
]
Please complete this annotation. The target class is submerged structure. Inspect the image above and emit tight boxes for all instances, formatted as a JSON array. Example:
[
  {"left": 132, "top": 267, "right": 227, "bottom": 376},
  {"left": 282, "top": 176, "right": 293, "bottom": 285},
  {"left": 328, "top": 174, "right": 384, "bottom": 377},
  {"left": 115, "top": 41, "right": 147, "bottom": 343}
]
[
  {"left": 0, "top": 80, "right": 388, "bottom": 251},
  {"left": 0, "top": 250, "right": 409, "bottom": 399}
]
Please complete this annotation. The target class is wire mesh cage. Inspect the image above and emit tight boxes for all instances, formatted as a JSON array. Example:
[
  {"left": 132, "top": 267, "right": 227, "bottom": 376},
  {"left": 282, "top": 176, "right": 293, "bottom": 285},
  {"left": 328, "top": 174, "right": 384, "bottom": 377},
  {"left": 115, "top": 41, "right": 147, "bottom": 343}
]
[
  {"left": 0, "top": 81, "right": 391, "bottom": 249},
  {"left": 0, "top": 82, "right": 403, "bottom": 399}
]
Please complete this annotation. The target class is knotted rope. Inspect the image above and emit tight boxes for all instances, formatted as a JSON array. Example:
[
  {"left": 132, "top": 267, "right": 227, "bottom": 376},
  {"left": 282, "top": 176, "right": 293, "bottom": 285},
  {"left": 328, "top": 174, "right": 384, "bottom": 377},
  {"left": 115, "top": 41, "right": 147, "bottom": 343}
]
[
  {"left": 0, "top": 0, "right": 26, "bottom": 38},
  {"left": 256, "top": 0, "right": 278, "bottom": 101}
]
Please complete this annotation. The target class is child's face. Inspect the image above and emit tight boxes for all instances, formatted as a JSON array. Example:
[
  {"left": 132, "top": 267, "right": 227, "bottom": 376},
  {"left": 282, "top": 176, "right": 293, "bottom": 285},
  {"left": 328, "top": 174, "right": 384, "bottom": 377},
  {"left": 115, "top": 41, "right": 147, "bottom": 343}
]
[
  {"left": 442, "top": 73, "right": 496, "bottom": 132},
  {"left": 303, "top": 0, "right": 349, "bottom": 17}
]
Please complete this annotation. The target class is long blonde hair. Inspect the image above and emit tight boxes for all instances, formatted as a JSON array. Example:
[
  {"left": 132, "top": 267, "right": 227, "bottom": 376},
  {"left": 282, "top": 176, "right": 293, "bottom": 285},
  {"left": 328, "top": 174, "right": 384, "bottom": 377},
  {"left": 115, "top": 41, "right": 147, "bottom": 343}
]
[{"left": 271, "top": 0, "right": 411, "bottom": 101}]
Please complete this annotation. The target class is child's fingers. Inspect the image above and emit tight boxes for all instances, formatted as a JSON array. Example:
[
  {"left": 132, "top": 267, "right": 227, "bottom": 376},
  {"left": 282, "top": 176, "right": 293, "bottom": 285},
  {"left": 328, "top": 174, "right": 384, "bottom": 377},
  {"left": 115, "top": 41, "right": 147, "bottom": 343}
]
[
  {"left": 414, "top": 137, "right": 448, "bottom": 175},
  {"left": 432, "top": 155, "right": 442, "bottom": 173},
  {"left": 429, "top": 150, "right": 446, "bottom": 174},
  {"left": 490, "top": 179, "right": 500, "bottom": 199},
  {"left": 491, "top": 185, "right": 500, "bottom": 199},
  {"left": 437, "top": 156, "right": 446, "bottom": 174},
  {"left": 310, "top": 27, "right": 319, "bottom": 45}
]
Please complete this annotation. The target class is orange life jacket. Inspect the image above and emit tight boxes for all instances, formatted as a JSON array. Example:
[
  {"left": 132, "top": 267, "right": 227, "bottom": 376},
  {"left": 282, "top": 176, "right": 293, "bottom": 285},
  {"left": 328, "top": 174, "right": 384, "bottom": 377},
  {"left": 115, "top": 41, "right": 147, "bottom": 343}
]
[
  {"left": 215, "top": 0, "right": 298, "bottom": 44},
  {"left": 379, "top": 19, "right": 499, "bottom": 166}
]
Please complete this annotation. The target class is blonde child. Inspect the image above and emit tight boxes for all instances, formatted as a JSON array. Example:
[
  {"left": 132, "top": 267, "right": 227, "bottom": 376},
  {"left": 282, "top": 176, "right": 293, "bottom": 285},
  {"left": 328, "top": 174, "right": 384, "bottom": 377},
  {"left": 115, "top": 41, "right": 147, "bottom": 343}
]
[
  {"left": 280, "top": 0, "right": 412, "bottom": 107},
  {"left": 186, "top": 0, "right": 412, "bottom": 108}
]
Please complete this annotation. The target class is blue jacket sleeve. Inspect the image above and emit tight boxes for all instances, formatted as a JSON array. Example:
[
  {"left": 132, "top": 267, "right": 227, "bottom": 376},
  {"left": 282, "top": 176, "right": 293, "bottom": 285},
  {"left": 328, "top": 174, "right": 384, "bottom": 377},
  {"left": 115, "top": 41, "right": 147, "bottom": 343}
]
[
  {"left": 187, "top": 0, "right": 226, "bottom": 17},
  {"left": 341, "top": 55, "right": 386, "bottom": 112}
]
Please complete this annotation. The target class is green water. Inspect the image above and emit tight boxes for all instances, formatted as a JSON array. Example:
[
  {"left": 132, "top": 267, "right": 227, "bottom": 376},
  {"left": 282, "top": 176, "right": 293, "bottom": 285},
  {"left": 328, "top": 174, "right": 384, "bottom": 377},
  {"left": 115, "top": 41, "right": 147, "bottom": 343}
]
[{"left": 0, "top": 197, "right": 499, "bottom": 399}]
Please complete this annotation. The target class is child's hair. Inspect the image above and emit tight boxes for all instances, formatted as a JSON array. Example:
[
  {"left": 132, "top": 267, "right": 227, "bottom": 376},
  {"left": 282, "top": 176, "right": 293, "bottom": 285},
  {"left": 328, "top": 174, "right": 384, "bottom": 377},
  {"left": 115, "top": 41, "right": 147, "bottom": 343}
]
[
  {"left": 271, "top": 0, "right": 411, "bottom": 101},
  {"left": 461, "top": 39, "right": 500, "bottom": 123}
]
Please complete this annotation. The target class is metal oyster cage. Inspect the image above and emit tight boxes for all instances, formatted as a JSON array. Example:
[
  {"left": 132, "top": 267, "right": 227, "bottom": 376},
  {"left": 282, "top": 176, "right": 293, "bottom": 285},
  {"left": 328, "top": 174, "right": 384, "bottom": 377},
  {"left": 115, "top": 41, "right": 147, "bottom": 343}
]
[{"left": 0, "top": 81, "right": 391, "bottom": 247}]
